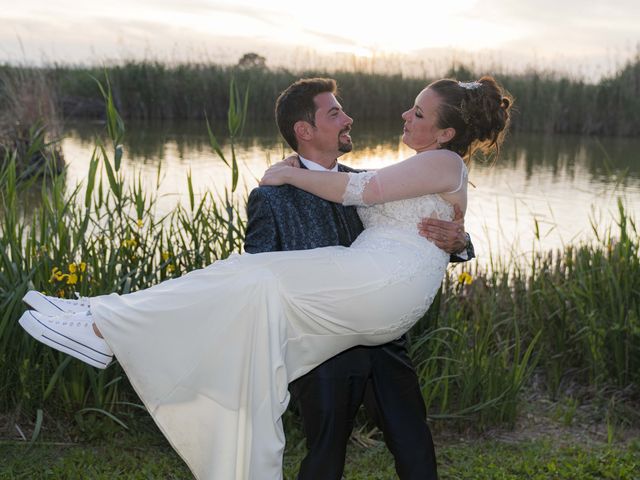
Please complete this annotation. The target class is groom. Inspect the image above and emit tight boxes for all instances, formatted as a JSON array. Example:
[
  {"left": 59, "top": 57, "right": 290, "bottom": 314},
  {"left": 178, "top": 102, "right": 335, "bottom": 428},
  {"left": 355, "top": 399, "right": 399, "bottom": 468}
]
[{"left": 244, "top": 78, "right": 472, "bottom": 479}]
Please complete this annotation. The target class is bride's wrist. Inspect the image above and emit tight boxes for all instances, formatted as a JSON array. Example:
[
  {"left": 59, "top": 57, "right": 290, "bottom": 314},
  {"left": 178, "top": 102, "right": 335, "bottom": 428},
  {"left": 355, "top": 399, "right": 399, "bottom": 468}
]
[{"left": 285, "top": 166, "right": 299, "bottom": 184}]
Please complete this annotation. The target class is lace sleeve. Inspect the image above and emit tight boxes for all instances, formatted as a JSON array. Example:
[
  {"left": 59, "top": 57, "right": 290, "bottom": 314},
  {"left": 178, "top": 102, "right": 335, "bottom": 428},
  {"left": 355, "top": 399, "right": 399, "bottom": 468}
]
[{"left": 342, "top": 171, "right": 379, "bottom": 206}]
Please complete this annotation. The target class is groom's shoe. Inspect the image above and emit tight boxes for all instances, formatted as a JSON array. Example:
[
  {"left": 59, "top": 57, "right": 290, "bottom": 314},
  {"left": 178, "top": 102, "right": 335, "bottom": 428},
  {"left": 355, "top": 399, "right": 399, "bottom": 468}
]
[
  {"left": 18, "top": 310, "right": 113, "bottom": 369},
  {"left": 23, "top": 291, "right": 90, "bottom": 316}
]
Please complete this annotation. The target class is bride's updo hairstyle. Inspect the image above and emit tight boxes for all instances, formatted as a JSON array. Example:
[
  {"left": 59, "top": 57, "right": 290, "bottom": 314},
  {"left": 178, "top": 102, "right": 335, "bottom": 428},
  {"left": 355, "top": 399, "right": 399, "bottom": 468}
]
[{"left": 429, "top": 76, "right": 512, "bottom": 160}]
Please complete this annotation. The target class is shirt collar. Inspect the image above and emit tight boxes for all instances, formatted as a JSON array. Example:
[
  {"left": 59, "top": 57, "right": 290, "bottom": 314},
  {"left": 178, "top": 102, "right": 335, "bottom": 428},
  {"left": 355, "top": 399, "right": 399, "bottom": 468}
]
[{"left": 298, "top": 155, "right": 339, "bottom": 172}]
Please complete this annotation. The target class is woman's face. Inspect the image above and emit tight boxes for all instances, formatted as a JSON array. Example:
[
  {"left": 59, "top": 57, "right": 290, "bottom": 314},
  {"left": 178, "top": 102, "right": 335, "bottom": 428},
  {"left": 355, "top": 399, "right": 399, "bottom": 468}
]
[{"left": 401, "top": 88, "right": 446, "bottom": 153}]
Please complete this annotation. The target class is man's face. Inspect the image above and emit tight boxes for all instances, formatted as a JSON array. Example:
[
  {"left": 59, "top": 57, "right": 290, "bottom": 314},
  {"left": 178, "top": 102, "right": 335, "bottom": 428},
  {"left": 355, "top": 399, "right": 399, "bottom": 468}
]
[{"left": 310, "top": 92, "right": 353, "bottom": 154}]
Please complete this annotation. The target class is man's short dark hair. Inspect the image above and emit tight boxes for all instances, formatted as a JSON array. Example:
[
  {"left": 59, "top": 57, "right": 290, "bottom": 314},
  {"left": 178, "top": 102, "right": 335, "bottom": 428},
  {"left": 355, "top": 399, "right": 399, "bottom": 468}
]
[{"left": 275, "top": 78, "right": 337, "bottom": 151}]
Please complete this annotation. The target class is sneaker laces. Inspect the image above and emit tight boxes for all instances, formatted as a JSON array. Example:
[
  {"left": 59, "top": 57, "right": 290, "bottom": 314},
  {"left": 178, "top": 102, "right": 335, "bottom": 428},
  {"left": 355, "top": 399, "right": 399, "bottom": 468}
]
[
  {"left": 58, "top": 310, "right": 92, "bottom": 320},
  {"left": 73, "top": 292, "right": 90, "bottom": 307}
]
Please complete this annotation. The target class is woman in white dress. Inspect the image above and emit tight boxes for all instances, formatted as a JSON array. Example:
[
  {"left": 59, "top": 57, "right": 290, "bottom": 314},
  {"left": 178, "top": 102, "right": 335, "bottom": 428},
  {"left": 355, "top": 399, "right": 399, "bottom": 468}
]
[{"left": 19, "top": 76, "right": 511, "bottom": 479}]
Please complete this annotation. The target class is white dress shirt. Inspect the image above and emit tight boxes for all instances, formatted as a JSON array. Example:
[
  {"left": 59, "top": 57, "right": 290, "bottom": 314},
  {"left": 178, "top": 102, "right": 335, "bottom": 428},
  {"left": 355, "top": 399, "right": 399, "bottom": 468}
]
[{"left": 298, "top": 155, "right": 339, "bottom": 172}]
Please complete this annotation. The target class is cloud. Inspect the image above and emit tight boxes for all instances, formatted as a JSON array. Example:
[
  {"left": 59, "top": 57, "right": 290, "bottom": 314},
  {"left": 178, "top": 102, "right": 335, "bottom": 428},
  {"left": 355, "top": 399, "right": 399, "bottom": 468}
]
[
  {"left": 465, "top": 0, "right": 640, "bottom": 61},
  {"left": 475, "top": 0, "right": 639, "bottom": 22},
  {"left": 1, "top": 0, "right": 638, "bottom": 77}
]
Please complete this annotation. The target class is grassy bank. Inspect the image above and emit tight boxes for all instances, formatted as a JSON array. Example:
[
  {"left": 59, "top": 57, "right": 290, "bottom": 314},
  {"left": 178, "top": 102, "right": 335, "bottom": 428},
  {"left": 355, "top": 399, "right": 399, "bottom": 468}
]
[
  {"left": 2, "top": 422, "right": 638, "bottom": 479},
  {"left": 2, "top": 56, "right": 640, "bottom": 136},
  {"left": 0, "top": 80, "right": 638, "bottom": 449}
]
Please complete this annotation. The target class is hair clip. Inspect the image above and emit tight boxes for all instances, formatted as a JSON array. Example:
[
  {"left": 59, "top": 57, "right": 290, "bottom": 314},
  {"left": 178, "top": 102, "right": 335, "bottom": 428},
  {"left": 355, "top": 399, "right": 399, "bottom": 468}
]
[{"left": 458, "top": 81, "right": 481, "bottom": 90}]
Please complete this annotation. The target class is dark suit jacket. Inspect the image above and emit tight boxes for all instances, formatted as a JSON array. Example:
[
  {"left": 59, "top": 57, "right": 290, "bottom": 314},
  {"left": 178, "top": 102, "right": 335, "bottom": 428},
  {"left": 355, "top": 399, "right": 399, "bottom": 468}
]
[{"left": 244, "top": 164, "right": 363, "bottom": 253}]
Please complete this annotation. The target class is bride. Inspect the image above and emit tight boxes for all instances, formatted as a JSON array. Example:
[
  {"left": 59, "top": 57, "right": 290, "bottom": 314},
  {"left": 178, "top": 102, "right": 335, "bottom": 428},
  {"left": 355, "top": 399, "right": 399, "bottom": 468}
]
[{"left": 19, "top": 76, "right": 511, "bottom": 479}]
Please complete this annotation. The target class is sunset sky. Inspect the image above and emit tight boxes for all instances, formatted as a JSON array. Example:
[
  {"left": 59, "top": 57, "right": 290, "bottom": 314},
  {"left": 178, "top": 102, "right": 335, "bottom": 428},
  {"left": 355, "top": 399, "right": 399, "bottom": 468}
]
[{"left": 1, "top": 0, "right": 639, "bottom": 78}]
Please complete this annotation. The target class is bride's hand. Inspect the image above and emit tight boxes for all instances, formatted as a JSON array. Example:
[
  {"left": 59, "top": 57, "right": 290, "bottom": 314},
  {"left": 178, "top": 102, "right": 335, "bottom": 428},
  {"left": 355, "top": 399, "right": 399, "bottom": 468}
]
[
  {"left": 280, "top": 154, "right": 301, "bottom": 168},
  {"left": 259, "top": 155, "right": 301, "bottom": 186},
  {"left": 260, "top": 163, "right": 294, "bottom": 186}
]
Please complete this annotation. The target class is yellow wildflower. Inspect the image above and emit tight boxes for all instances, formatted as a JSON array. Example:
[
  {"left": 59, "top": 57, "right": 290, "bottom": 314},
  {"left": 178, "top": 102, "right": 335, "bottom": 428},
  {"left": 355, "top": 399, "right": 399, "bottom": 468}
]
[
  {"left": 137, "top": 218, "right": 144, "bottom": 228},
  {"left": 57, "top": 289, "right": 65, "bottom": 298},
  {"left": 161, "top": 251, "right": 171, "bottom": 261},
  {"left": 122, "top": 238, "right": 138, "bottom": 249},
  {"left": 49, "top": 267, "right": 65, "bottom": 283},
  {"left": 79, "top": 262, "right": 87, "bottom": 272},
  {"left": 458, "top": 272, "right": 473, "bottom": 285},
  {"left": 167, "top": 264, "right": 176, "bottom": 273},
  {"left": 67, "top": 273, "right": 78, "bottom": 285},
  {"left": 68, "top": 263, "right": 77, "bottom": 273}
]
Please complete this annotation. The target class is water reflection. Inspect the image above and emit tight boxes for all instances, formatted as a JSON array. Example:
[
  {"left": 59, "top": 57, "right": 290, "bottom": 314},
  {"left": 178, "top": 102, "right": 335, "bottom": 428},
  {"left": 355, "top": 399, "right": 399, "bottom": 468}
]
[
  {"left": 500, "top": 133, "right": 640, "bottom": 185},
  {"left": 57, "top": 120, "right": 639, "bottom": 265},
  {"left": 65, "top": 121, "right": 640, "bottom": 180}
]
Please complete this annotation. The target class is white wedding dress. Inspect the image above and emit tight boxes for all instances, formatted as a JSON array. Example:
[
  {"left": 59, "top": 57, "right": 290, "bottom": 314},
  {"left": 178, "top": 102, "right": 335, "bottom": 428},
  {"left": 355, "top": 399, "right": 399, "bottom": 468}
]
[{"left": 90, "top": 166, "right": 464, "bottom": 479}]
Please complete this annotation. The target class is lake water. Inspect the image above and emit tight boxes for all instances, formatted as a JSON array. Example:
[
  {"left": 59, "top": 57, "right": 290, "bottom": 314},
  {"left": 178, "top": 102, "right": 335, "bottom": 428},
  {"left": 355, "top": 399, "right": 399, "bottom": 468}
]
[{"left": 59, "top": 120, "right": 640, "bottom": 266}]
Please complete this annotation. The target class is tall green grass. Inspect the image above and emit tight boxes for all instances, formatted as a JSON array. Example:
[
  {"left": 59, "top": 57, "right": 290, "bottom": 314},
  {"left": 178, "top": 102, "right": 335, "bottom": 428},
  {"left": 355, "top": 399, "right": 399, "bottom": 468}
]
[
  {"left": 2, "top": 57, "right": 639, "bottom": 135},
  {"left": 0, "top": 79, "right": 247, "bottom": 425},
  {"left": 410, "top": 206, "right": 639, "bottom": 428},
  {"left": 0, "top": 78, "right": 638, "bottom": 437}
]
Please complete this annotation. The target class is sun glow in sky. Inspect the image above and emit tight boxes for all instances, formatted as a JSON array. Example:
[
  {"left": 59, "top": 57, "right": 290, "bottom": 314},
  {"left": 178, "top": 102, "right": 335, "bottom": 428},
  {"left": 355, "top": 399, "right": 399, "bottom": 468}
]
[{"left": 1, "top": 0, "right": 639, "bottom": 77}]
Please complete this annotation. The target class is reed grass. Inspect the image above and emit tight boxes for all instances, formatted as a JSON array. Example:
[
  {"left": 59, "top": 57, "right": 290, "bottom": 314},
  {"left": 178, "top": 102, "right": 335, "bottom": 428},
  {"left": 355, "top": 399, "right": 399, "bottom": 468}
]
[
  {"left": 0, "top": 78, "right": 247, "bottom": 424},
  {"left": 409, "top": 206, "right": 639, "bottom": 427},
  {"left": 0, "top": 66, "right": 65, "bottom": 180},
  {"left": 0, "top": 77, "right": 637, "bottom": 438},
  {"left": 3, "top": 56, "right": 640, "bottom": 136}
]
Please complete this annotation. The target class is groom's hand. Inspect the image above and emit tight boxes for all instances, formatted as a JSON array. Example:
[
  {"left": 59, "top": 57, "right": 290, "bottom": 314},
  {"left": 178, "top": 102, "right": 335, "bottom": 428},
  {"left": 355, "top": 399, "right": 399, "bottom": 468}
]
[{"left": 417, "top": 204, "right": 467, "bottom": 254}]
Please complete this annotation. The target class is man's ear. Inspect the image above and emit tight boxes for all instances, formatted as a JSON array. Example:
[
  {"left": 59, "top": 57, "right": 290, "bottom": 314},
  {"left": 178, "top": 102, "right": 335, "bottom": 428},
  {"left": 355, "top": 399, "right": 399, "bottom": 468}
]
[
  {"left": 294, "top": 121, "right": 313, "bottom": 142},
  {"left": 438, "top": 127, "right": 456, "bottom": 145}
]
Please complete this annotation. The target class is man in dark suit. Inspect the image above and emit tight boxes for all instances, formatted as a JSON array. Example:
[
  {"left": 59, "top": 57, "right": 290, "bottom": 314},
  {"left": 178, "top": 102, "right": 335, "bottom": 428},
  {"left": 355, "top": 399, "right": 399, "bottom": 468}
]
[{"left": 244, "top": 78, "right": 472, "bottom": 480}]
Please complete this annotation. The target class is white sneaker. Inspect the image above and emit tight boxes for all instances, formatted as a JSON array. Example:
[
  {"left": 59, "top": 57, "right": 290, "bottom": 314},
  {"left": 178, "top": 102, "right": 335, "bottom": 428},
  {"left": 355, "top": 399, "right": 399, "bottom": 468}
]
[
  {"left": 23, "top": 291, "right": 90, "bottom": 316},
  {"left": 19, "top": 310, "right": 113, "bottom": 369}
]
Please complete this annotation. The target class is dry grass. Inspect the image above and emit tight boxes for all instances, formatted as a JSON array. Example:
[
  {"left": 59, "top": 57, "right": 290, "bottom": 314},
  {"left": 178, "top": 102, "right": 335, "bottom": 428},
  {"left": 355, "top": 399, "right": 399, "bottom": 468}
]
[{"left": 0, "top": 67, "right": 64, "bottom": 176}]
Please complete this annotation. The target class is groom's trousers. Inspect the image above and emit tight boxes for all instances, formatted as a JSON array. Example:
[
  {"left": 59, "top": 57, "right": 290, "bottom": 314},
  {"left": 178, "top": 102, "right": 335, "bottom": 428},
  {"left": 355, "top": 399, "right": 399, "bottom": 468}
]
[{"left": 289, "top": 338, "right": 438, "bottom": 480}]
